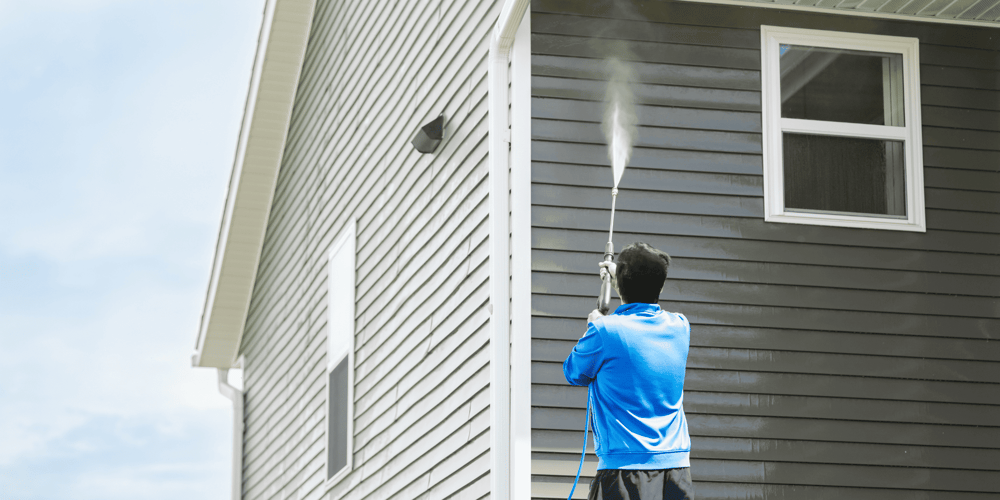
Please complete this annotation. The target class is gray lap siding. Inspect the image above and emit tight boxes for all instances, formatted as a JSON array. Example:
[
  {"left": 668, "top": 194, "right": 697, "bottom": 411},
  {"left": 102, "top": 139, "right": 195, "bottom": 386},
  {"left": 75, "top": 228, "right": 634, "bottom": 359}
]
[{"left": 530, "top": 0, "right": 1000, "bottom": 498}]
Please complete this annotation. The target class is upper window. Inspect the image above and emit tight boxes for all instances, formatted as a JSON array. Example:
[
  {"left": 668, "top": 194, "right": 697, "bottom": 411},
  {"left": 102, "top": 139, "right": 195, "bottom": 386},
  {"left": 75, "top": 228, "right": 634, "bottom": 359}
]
[
  {"left": 326, "top": 220, "right": 356, "bottom": 485},
  {"left": 760, "top": 26, "right": 925, "bottom": 232}
]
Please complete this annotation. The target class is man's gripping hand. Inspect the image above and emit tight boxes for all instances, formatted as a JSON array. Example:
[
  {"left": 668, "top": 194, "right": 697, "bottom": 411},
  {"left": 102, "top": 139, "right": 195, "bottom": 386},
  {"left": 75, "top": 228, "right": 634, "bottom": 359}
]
[
  {"left": 599, "top": 260, "right": 617, "bottom": 281},
  {"left": 587, "top": 309, "right": 604, "bottom": 324}
]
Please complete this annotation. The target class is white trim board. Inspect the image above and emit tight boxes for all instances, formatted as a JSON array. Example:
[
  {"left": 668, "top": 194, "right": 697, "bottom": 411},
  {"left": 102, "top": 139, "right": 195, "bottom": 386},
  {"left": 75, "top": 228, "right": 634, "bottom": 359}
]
[
  {"left": 509, "top": 10, "right": 532, "bottom": 500},
  {"left": 678, "top": 0, "right": 1000, "bottom": 27},
  {"left": 488, "top": 1, "right": 530, "bottom": 499}
]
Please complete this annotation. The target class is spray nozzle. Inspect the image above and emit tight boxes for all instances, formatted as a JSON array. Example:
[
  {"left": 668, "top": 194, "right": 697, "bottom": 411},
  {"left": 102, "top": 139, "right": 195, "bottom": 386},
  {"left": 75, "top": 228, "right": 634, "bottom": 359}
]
[{"left": 597, "top": 241, "right": 615, "bottom": 315}]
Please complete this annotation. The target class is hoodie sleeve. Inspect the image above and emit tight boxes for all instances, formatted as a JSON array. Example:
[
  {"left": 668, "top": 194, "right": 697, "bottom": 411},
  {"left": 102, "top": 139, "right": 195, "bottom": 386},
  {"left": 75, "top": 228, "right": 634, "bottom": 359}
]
[{"left": 563, "top": 321, "right": 605, "bottom": 386}]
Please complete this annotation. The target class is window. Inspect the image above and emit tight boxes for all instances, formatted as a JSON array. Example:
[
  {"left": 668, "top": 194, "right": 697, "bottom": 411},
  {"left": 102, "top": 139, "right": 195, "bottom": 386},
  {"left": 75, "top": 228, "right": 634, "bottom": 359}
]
[
  {"left": 760, "top": 26, "right": 925, "bottom": 232},
  {"left": 326, "top": 220, "right": 356, "bottom": 484}
]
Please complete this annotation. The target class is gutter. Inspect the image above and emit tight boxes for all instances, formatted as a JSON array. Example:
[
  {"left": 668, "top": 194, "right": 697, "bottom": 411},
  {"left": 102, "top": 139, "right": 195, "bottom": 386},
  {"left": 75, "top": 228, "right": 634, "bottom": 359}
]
[
  {"left": 217, "top": 367, "right": 244, "bottom": 500},
  {"left": 488, "top": 1, "right": 529, "bottom": 499}
]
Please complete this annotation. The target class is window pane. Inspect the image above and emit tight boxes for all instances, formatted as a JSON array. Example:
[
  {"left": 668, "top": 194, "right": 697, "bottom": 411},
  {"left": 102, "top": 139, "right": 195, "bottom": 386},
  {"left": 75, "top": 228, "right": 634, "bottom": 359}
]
[
  {"left": 783, "top": 133, "right": 906, "bottom": 217},
  {"left": 327, "top": 357, "right": 349, "bottom": 478},
  {"left": 780, "top": 45, "right": 905, "bottom": 126}
]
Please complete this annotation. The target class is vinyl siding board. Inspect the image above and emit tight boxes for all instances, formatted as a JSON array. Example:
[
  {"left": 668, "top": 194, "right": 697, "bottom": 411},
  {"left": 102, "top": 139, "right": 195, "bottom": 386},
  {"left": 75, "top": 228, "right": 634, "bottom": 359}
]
[
  {"left": 922, "top": 86, "right": 1000, "bottom": 112},
  {"left": 530, "top": 2, "right": 1000, "bottom": 498},
  {"left": 533, "top": 206, "right": 1000, "bottom": 255},
  {"left": 923, "top": 127, "right": 1000, "bottom": 152},
  {"left": 533, "top": 55, "right": 762, "bottom": 91},
  {"left": 532, "top": 387, "right": 1000, "bottom": 428},
  {"left": 239, "top": 0, "right": 500, "bottom": 499},
  {"left": 534, "top": 250, "right": 1000, "bottom": 297},
  {"left": 533, "top": 76, "right": 762, "bottom": 111},
  {"left": 921, "top": 65, "right": 1000, "bottom": 91},
  {"left": 533, "top": 227, "right": 1000, "bottom": 277},
  {"left": 531, "top": 317, "right": 1000, "bottom": 363},
  {"left": 922, "top": 106, "right": 1000, "bottom": 133},
  {"left": 923, "top": 146, "right": 1000, "bottom": 171}
]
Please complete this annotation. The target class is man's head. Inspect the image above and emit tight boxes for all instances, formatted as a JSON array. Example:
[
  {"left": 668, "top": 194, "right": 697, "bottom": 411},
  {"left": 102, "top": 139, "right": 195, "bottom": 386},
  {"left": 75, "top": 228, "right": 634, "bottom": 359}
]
[{"left": 615, "top": 242, "right": 671, "bottom": 304}]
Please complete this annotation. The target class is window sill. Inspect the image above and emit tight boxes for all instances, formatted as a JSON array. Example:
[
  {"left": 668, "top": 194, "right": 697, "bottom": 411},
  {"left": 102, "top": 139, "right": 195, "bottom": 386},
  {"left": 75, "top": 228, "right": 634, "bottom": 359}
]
[
  {"left": 765, "top": 211, "right": 926, "bottom": 232},
  {"left": 324, "top": 465, "right": 352, "bottom": 493}
]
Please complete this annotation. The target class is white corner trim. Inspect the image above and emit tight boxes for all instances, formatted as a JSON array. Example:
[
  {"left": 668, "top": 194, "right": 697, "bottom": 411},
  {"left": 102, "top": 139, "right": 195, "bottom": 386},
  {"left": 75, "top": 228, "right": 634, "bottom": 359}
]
[
  {"left": 760, "top": 25, "right": 926, "bottom": 233},
  {"left": 509, "top": 10, "right": 532, "bottom": 500},
  {"left": 489, "top": 1, "right": 530, "bottom": 499},
  {"left": 193, "top": 0, "right": 318, "bottom": 368},
  {"left": 678, "top": 0, "right": 1000, "bottom": 28}
]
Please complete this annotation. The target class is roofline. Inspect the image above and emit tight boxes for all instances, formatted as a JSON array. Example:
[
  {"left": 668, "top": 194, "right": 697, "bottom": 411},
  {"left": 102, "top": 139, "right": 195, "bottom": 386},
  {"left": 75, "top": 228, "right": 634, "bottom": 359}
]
[
  {"left": 193, "top": 0, "right": 317, "bottom": 368},
  {"left": 678, "top": 0, "right": 1000, "bottom": 28}
]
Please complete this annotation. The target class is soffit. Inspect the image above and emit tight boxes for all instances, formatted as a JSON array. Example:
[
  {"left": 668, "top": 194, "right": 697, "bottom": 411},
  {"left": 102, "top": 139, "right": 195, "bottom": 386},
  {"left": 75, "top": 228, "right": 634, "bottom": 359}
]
[{"left": 685, "top": 0, "right": 1000, "bottom": 26}]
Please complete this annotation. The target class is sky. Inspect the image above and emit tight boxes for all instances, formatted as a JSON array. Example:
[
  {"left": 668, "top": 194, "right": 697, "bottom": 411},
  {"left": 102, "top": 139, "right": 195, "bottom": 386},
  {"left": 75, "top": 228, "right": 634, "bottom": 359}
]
[{"left": 0, "top": 1, "right": 267, "bottom": 498}]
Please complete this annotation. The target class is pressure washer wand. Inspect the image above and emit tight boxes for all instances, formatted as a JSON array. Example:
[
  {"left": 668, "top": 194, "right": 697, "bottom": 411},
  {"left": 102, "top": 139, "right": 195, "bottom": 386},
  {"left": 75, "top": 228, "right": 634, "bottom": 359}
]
[{"left": 597, "top": 188, "right": 618, "bottom": 315}]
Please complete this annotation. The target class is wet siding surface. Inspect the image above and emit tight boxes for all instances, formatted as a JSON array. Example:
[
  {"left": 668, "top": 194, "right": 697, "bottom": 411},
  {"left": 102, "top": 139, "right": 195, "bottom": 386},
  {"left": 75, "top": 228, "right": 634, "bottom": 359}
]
[
  {"left": 530, "top": 0, "right": 1000, "bottom": 498},
  {"left": 239, "top": 0, "right": 500, "bottom": 499}
]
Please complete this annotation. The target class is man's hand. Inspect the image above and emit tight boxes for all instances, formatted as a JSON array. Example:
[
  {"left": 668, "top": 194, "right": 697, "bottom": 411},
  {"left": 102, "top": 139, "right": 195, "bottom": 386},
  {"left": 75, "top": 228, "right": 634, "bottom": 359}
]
[
  {"left": 587, "top": 309, "right": 604, "bottom": 324},
  {"left": 599, "top": 260, "right": 617, "bottom": 281}
]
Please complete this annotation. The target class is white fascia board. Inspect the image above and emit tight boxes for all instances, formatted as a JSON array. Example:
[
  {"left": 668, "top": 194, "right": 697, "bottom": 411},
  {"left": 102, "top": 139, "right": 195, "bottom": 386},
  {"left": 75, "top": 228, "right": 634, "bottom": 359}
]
[
  {"left": 678, "top": 0, "right": 1000, "bottom": 27},
  {"left": 193, "top": 0, "right": 317, "bottom": 369}
]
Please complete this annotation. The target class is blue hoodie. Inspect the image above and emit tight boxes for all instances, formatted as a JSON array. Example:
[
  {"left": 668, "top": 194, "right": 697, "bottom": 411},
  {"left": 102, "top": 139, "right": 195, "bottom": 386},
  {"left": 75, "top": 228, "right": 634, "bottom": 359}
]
[{"left": 563, "top": 303, "right": 691, "bottom": 470}]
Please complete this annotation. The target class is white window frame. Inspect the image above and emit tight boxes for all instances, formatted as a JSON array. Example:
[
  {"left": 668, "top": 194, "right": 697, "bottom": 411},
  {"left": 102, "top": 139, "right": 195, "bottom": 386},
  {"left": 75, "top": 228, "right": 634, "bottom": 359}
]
[
  {"left": 760, "top": 25, "right": 926, "bottom": 232},
  {"left": 325, "top": 219, "right": 356, "bottom": 486}
]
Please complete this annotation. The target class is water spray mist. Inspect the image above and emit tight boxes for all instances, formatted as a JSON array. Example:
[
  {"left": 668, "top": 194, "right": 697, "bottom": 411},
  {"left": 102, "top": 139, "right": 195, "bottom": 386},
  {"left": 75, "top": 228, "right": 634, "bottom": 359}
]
[{"left": 596, "top": 57, "right": 637, "bottom": 315}]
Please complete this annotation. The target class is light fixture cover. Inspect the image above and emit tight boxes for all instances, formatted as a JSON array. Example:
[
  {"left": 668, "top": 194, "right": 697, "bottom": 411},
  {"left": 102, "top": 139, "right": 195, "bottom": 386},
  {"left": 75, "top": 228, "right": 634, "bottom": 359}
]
[{"left": 411, "top": 114, "right": 444, "bottom": 154}]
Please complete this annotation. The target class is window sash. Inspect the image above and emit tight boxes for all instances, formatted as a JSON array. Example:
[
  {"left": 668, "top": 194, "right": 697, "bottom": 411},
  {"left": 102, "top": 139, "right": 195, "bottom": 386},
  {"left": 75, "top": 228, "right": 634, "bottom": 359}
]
[
  {"left": 780, "top": 118, "right": 907, "bottom": 142},
  {"left": 778, "top": 44, "right": 905, "bottom": 127}
]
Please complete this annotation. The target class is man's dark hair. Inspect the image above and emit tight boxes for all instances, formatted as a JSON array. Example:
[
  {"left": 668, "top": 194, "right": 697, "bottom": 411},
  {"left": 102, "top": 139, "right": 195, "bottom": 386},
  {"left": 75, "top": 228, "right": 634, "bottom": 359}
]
[{"left": 616, "top": 242, "right": 671, "bottom": 304}]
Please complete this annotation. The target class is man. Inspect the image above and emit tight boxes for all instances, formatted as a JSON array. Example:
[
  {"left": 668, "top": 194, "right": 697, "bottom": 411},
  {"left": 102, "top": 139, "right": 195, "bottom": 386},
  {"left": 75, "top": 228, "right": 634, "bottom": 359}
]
[{"left": 563, "top": 242, "right": 693, "bottom": 500}]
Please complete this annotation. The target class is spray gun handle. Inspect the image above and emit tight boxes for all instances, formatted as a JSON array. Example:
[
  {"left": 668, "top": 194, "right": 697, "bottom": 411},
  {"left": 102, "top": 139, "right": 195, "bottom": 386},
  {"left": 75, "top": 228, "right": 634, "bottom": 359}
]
[{"left": 596, "top": 242, "right": 615, "bottom": 315}]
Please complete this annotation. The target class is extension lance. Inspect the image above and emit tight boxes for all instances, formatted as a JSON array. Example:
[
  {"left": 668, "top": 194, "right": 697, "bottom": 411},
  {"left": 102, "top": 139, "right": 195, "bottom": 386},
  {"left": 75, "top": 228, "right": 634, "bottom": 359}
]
[{"left": 596, "top": 188, "right": 619, "bottom": 315}]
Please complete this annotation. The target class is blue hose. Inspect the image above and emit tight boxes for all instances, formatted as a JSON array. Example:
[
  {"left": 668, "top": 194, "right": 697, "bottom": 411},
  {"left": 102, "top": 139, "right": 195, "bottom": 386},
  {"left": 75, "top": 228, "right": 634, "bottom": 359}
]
[{"left": 567, "top": 385, "right": 592, "bottom": 500}]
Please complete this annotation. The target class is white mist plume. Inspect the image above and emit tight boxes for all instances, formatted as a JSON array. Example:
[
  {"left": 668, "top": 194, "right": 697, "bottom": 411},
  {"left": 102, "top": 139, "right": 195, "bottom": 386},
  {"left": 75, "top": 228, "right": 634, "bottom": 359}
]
[{"left": 601, "top": 57, "right": 637, "bottom": 189}]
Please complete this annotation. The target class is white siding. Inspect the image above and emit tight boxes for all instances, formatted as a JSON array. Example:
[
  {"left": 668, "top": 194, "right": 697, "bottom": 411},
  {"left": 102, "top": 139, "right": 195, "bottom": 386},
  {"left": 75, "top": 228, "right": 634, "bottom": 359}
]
[{"left": 239, "top": 0, "right": 501, "bottom": 499}]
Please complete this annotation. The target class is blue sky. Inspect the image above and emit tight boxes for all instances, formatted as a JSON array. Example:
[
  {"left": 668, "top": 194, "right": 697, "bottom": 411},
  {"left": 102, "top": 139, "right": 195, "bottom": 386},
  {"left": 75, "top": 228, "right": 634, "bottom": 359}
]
[{"left": 0, "top": 1, "right": 266, "bottom": 498}]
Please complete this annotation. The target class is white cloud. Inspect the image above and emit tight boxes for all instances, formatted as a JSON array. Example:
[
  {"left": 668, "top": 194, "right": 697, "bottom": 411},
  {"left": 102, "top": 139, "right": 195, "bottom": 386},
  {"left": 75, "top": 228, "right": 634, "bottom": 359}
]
[{"left": 0, "top": 280, "right": 229, "bottom": 466}]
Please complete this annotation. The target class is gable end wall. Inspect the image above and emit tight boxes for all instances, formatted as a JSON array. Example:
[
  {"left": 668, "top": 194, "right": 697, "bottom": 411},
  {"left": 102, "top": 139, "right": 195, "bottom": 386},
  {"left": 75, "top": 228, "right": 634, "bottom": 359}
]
[{"left": 239, "top": 0, "right": 503, "bottom": 498}]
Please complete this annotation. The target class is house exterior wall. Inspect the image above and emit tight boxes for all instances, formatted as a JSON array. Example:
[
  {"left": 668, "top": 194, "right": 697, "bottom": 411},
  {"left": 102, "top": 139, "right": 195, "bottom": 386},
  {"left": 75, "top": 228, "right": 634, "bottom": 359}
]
[
  {"left": 238, "top": 0, "right": 502, "bottom": 499},
  {"left": 529, "top": 0, "right": 1000, "bottom": 498}
]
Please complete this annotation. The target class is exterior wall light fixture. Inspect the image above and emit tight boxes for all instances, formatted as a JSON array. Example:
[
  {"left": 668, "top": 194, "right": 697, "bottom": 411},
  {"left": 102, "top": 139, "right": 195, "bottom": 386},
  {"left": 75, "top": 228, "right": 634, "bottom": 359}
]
[{"left": 411, "top": 114, "right": 444, "bottom": 154}]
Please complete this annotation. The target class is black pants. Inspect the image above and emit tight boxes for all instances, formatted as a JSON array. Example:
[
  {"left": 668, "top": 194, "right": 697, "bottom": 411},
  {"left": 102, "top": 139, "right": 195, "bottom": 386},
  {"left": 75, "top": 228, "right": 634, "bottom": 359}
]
[{"left": 588, "top": 468, "right": 694, "bottom": 500}]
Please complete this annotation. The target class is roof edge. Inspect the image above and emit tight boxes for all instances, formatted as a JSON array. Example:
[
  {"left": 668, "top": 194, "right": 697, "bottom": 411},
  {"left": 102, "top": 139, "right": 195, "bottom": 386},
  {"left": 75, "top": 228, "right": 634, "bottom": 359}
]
[{"left": 193, "top": 0, "right": 317, "bottom": 368}]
